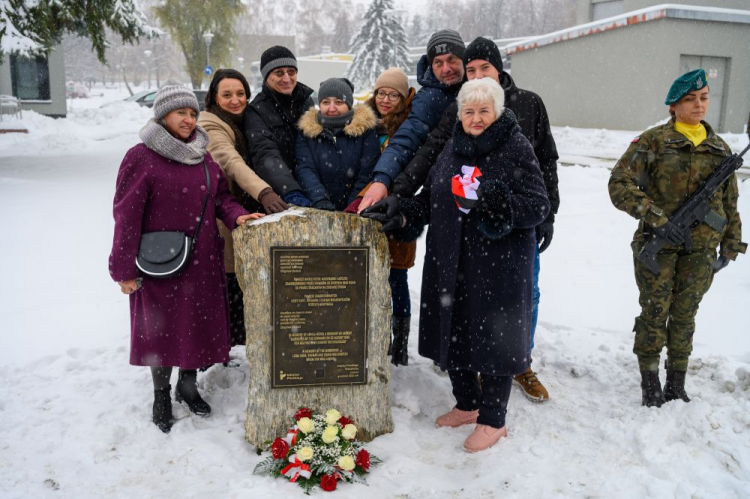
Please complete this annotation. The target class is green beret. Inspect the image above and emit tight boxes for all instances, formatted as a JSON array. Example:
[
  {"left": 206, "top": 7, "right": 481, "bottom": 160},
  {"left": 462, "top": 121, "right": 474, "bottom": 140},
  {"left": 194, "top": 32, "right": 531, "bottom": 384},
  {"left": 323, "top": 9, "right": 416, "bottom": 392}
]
[{"left": 665, "top": 69, "right": 708, "bottom": 105}]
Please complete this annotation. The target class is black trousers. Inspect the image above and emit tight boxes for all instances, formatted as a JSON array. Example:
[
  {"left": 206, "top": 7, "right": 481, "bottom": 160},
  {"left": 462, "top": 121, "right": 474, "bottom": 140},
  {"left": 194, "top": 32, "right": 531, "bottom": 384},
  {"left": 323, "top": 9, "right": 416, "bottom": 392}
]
[
  {"left": 449, "top": 369, "right": 512, "bottom": 429},
  {"left": 226, "top": 273, "right": 246, "bottom": 347}
]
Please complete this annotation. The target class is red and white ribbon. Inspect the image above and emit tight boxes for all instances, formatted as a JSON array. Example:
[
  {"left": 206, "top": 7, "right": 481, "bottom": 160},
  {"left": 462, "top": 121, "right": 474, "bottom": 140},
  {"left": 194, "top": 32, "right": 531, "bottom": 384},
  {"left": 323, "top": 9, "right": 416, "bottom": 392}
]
[
  {"left": 451, "top": 165, "right": 482, "bottom": 214},
  {"left": 283, "top": 426, "right": 299, "bottom": 447},
  {"left": 281, "top": 454, "right": 312, "bottom": 483}
]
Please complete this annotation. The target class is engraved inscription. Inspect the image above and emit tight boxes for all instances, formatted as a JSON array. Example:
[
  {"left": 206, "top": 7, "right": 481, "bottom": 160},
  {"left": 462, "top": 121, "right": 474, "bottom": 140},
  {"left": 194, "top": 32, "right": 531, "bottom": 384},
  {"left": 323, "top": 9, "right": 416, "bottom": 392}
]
[{"left": 271, "top": 247, "right": 368, "bottom": 387}]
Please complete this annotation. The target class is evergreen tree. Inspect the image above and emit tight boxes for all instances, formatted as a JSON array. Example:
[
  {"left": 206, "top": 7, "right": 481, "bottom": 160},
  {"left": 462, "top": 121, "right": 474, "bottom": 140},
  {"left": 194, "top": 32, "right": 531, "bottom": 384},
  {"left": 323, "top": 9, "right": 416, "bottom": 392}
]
[
  {"left": 409, "top": 13, "right": 428, "bottom": 46},
  {"left": 154, "top": 0, "right": 244, "bottom": 89},
  {"left": 0, "top": 0, "right": 157, "bottom": 63},
  {"left": 345, "top": 0, "right": 410, "bottom": 91}
]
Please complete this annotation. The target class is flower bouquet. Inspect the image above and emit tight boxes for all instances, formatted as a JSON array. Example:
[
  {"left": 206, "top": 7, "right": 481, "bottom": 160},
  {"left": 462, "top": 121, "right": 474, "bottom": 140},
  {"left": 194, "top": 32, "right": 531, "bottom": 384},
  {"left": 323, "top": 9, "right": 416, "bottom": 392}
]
[{"left": 253, "top": 407, "right": 381, "bottom": 493}]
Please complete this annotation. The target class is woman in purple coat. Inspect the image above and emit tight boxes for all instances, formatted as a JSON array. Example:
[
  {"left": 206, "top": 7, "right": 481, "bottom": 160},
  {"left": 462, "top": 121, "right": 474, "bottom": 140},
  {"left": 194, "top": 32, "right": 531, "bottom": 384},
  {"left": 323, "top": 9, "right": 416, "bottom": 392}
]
[{"left": 109, "top": 86, "right": 262, "bottom": 433}]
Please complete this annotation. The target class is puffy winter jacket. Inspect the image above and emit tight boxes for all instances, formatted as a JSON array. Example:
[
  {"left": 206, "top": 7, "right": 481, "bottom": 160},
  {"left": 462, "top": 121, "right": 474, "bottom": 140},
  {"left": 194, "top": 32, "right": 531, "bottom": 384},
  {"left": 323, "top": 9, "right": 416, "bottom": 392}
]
[
  {"left": 295, "top": 105, "right": 381, "bottom": 210},
  {"left": 370, "top": 55, "right": 463, "bottom": 187},
  {"left": 244, "top": 82, "right": 314, "bottom": 196}
]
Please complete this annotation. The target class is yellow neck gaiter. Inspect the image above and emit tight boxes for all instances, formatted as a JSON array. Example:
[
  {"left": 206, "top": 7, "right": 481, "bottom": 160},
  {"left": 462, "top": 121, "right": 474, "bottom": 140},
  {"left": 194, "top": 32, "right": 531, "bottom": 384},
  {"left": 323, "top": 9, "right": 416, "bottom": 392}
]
[{"left": 674, "top": 121, "right": 707, "bottom": 147}]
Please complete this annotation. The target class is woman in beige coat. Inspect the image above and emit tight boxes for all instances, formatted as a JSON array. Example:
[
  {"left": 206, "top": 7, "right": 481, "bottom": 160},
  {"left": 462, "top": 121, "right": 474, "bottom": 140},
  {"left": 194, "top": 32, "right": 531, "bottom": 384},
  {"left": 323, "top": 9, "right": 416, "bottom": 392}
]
[{"left": 199, "top": 69, "right": 289, "bottom": 346}]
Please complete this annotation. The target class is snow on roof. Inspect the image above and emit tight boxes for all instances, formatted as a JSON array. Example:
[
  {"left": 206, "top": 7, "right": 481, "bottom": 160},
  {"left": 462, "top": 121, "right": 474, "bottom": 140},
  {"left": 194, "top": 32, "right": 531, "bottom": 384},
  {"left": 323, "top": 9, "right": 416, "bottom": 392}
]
[{"left": 503, "top": 3, "right": 750, "bottom": 55}]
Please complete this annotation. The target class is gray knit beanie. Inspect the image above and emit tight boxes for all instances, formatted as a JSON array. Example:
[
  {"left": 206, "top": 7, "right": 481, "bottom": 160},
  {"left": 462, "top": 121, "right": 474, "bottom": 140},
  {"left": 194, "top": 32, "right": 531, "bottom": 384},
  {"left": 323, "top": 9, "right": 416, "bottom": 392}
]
[
  {"left": 260, "top": 45, "right": 298, "bottom": 81},
  {"left": 427, "top": 29, "right": 465, "bottom": 63},
  {"left": 318, "top": 78, "right": 354, "bottom": 109},
  {"left": 153, "top": 85, "right": 200, "bottom": 120}
]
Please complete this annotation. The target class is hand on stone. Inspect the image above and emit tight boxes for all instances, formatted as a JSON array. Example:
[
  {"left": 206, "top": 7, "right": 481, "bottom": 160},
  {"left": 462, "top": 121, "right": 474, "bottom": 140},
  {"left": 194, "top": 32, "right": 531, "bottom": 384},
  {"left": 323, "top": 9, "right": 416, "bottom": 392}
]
[
  {"left": 236, "top": 213, "right": 264, "bottom": 226},
  {"left": 357, "top": 182, "right": 388, "bottom": 213}
]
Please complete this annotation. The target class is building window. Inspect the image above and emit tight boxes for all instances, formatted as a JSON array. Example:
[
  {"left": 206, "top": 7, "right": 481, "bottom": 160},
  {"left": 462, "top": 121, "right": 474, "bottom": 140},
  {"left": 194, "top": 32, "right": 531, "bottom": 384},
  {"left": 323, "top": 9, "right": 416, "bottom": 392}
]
[
  {"left": 10, "top": 54, "right": 51, "bottom": 100},
  {"left": 592, "top": 0, "right": 625, "bottom": 21}
]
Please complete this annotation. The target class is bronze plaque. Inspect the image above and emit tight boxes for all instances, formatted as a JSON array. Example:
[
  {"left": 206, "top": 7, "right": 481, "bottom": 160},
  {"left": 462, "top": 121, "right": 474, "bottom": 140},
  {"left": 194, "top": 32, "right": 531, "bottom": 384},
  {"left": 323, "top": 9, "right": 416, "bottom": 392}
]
[{"left": 271, "top": 246, "right": 368, "bottom": 388}]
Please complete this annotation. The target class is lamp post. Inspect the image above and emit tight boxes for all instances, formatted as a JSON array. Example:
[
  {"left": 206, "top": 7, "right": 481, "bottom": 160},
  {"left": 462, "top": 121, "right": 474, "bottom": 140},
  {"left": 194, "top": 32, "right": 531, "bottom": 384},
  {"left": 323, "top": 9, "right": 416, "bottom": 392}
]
[
  {"left": 143, "top": 49, "right": 152, "bottom": 89},
  {"left": 382, "top": 8, "right": 407, "bottom": 69},
  {"left": 202, "top": 32, "right": 214, "bottom": 68}
]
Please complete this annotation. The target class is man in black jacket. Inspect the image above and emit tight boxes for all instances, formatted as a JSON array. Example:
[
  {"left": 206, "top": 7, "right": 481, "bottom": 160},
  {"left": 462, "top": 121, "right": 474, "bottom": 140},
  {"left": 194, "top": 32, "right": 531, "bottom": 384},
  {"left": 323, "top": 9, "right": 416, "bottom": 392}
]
[
  {"left": 244, "top": 46, "right": 315, "bottom": 207},
  {"left": 392, "top": 37, "right": 560, "bottom": 402}
]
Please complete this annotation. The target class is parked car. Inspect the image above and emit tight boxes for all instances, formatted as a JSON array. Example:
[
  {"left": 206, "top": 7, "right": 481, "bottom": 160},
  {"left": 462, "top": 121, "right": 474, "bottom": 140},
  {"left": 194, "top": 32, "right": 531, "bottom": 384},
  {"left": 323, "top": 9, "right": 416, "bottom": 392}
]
[
  {"left": 102, "top": 89, "right": 207, "bottom": 110},
  {"left": 66, "top": 81, "right": 89, "bottom": 99}
]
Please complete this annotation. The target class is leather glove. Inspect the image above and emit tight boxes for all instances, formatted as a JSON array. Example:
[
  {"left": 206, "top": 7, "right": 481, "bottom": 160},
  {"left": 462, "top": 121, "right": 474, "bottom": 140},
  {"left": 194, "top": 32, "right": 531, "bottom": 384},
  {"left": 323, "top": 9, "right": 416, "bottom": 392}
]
[
  {"left": 361, "top": 195, "right": 405, "bottom": 232},
  {"left": 536, "top": 222, "right": 554, "bottom": 253},
  {"left": 282, "top": 190, "right": 313, "bottom": 207},
  {"left": 712, "top": 255, "right": 730, "bottom": 273},
  {"left": 654, "top": 220, "right": 686, "bottom": 245},
  {"left": 313, "top": 199, "right": 336, "bottom": 211},
  {"left": 258, "top": 187, "right": 288, "bottom": 214}
]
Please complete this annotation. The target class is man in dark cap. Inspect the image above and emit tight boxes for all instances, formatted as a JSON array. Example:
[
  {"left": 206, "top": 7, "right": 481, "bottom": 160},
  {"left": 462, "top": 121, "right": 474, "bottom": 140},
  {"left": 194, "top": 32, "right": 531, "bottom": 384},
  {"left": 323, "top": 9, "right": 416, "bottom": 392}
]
[
  {"left": 609, "top": 68, "right": 745, "bottom": 407},
  {"left": 244, "top": 46, "right": 314, "bottom": 207},
  {"left": 388, "top": 37, "right": 560, "bottom": 398},
  {"left": 357, "top": 29, "right": 466, "bottom": 213}
]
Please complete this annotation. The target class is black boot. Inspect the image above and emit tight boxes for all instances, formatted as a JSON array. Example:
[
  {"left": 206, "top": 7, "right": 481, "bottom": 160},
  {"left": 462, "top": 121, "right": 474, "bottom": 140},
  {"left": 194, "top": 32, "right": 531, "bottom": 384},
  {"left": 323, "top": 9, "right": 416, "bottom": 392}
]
[
  {"left": 153, "top": 386, "right": 173, "bottom": 433},
  {"left": 664, "top": 370, "right": 691, "bottom": 403},
  {"left": 640, "top": 370, "right": 666, "bottom": 408},
  {"left": 391, "top": 316, "right": 410, "bottom": 366},
  {"left": 176, "top": 369, "right": 211, "bottom": 416}
]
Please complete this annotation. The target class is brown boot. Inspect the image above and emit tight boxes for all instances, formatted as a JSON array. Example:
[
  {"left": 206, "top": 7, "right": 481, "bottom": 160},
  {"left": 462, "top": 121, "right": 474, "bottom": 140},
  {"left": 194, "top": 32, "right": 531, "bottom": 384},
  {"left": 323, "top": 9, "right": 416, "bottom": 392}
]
[{"left": 513, "top": 367, "right": 549, "bottom": 402}]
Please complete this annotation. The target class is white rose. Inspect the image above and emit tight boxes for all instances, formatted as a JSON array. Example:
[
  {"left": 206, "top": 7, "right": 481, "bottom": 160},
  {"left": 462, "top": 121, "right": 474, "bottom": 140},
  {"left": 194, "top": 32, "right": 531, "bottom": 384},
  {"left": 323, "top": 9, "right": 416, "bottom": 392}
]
[
  {"left": 322, "top": 425, "right": 339, "bottom": 444},
  {"left": 338, "top": 455, "right": 355, "bottom": 471},
  {"left": 297, "top": 447, "right": 314, "bottom": 462},
  {"left": 325, "top": 409, "right": 342, "bottom": 425},
  {"left": 341, "top": 424, "right": 357, "bottom": 440},
  {"left": 297, "top": 417, "right": 314, "bottom": 434}
]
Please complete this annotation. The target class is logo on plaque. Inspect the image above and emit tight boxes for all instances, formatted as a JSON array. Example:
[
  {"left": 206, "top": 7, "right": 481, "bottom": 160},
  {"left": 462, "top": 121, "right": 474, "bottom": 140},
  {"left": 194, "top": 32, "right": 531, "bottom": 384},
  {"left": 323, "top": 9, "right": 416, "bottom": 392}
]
[{"left": 271, "top": 246, "right": 369, "bottom": 388}]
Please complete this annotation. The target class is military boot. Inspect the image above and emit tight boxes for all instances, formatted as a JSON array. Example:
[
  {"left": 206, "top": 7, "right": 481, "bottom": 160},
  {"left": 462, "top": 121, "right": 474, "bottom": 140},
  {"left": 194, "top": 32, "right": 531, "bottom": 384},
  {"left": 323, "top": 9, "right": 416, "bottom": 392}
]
[
  {"left": 391, "top": 316, "right": 410, "bottom": 366},
  {"left": 663, "top": 370, "right": 690, "bottom": 403},
  {"left": 640, "top": 370, "right": 666, "bottom": 407}
]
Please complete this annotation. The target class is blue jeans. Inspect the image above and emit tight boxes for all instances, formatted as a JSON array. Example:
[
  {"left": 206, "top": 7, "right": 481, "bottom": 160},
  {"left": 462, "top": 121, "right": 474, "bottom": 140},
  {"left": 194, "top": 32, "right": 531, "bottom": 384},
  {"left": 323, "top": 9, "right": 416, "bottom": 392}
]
[
  {"left": 530, "top": 244, "right": 540, "bottom": 352},
  {"left": 389, "top": 268, "right": 411, "bottom": 317}
]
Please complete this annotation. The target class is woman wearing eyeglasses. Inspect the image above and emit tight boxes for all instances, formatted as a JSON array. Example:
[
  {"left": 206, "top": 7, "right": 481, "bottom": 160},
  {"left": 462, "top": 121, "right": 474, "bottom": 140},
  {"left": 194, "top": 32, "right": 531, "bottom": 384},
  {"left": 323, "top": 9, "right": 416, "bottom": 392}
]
[{"left": 345, "top": 68, "right": 417, "bottom": 366}]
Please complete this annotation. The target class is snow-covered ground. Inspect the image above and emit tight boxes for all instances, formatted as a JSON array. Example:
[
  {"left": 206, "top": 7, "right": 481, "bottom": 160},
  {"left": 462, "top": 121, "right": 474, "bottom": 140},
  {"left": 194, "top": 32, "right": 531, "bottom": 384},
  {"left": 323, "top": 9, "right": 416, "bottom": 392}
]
[{"left": 1, "top": 89, "right": 749, "bottom": 498}]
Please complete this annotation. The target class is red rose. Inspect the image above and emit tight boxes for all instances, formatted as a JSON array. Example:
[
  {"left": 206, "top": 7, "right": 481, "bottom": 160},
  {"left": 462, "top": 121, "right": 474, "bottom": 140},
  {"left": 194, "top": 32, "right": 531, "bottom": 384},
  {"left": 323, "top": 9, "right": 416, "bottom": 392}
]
[
  {"left": 294, "top": 407, "right": 312, "bottom": 421},
  {"left": 338, "top": 416, "right": 353, "bottom": 427},
  {"left": 271, "top": 438, "right": 289, "bottom": 460},
  {"left": 320, "top": 473, "right": 338, "bottom": 492},
  {"left": 355, "top": 449, "right": 370, "bottom": 471}
]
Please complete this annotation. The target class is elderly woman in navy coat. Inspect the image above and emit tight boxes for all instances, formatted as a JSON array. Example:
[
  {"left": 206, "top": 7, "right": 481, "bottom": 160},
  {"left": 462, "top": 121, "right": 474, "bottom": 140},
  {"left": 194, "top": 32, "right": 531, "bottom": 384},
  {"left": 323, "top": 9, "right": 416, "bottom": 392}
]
[{"left": 363, "top": 78, "right": 550, "bottom": 452}]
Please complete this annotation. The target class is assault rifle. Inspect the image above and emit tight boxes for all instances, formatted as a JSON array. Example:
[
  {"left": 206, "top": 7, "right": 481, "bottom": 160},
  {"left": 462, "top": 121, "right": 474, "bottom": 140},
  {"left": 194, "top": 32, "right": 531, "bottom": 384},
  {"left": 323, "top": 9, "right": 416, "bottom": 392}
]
[{"left": 637, "top": 142, "right": 750, "bottom": 275}]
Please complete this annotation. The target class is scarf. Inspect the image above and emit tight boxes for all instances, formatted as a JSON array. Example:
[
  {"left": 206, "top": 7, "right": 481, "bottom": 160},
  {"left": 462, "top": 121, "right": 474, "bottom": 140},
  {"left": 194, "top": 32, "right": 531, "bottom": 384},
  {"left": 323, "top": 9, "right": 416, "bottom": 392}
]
[
  {"left": 318, "top": 110, "right": 354, "bottom": 136},
  {"left": 139, "top": 119, "right": 209, "bottom": 165},
  {"left": 207, "top": 104, "right": 248, "bottom": 162}
]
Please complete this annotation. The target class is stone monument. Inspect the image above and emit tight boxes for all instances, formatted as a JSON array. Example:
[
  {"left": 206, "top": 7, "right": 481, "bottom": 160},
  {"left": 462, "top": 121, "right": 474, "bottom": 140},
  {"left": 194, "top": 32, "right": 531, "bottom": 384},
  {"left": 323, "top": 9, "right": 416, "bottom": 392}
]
[{"left": 234, "top": 208, "right": 394, "bottom": 447}]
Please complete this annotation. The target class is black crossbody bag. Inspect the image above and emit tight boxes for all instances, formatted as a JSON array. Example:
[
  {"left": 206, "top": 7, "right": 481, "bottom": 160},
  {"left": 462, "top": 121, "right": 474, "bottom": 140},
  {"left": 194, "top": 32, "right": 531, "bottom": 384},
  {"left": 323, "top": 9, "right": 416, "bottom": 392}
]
[{"left": 135, "top": 161, "right": 210, "bottom": 279}]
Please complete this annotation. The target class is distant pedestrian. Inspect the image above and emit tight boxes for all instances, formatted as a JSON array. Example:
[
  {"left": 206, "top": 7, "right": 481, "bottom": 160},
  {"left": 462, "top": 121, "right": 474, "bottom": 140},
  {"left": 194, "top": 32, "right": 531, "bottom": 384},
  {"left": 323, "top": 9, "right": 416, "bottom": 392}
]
[{"left": 609, "top": 69, "right": 745, "bottom": 407}]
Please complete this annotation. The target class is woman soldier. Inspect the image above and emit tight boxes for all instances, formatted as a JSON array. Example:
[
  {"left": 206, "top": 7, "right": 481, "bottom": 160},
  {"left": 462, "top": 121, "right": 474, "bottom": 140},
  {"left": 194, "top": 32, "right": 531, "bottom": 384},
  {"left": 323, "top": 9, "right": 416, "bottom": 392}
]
[{"left": 609, "top": 69, "right": 745, "bottom": 408}]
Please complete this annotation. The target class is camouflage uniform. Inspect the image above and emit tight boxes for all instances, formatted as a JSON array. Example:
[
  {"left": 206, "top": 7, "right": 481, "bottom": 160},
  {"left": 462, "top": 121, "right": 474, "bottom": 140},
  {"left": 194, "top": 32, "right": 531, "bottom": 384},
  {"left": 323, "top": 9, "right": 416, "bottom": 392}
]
[{"left": 609, "top": 118, "right": 745, "bottom": 371}]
